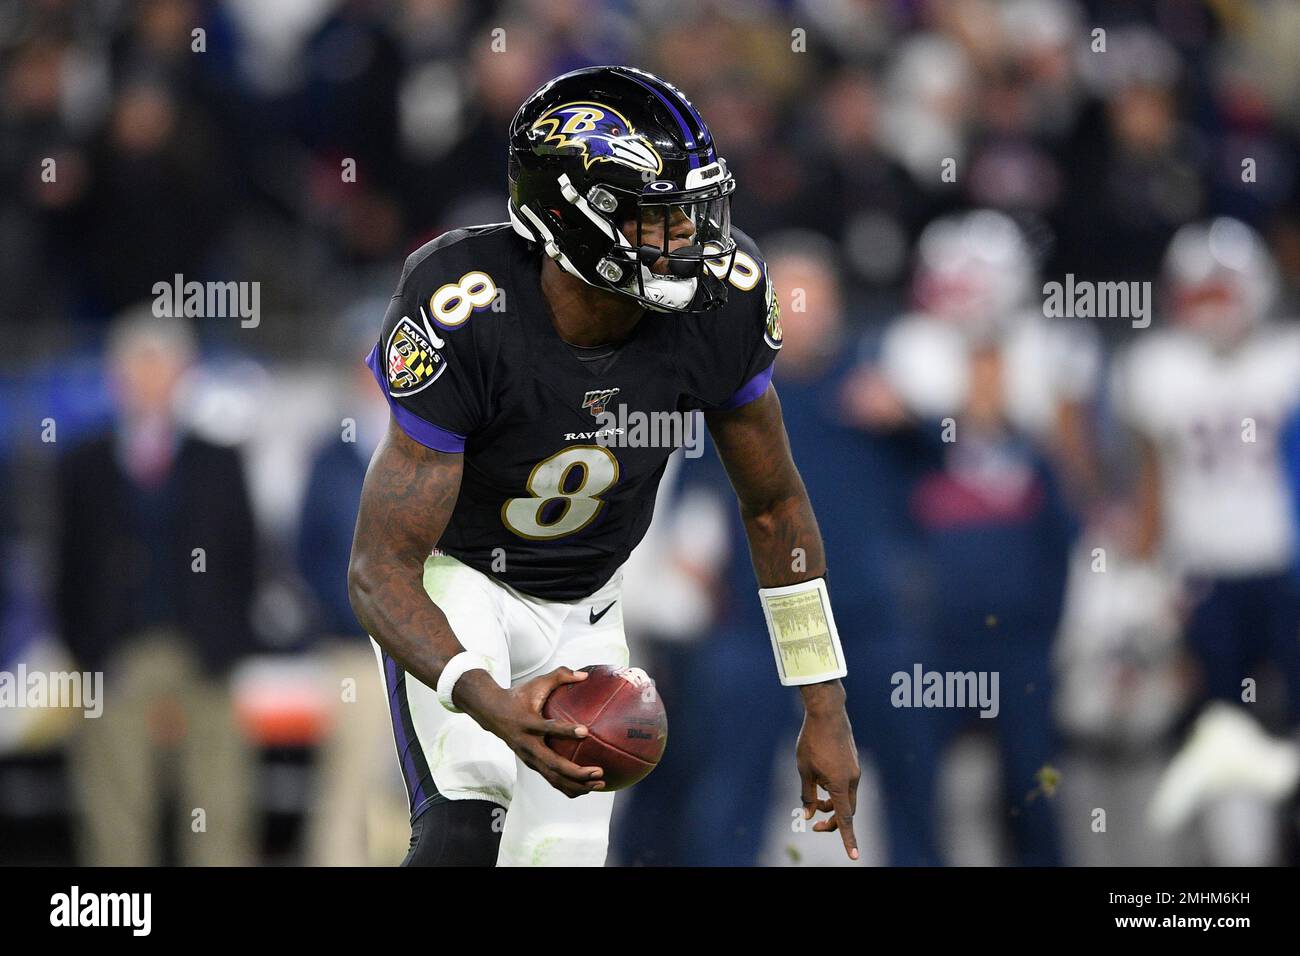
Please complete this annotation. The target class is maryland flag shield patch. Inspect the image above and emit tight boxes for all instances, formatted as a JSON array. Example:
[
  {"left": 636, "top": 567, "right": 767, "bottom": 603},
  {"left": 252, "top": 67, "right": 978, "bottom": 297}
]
[{"left": 386, "top": 316, "right": 445, "bottom": 395}]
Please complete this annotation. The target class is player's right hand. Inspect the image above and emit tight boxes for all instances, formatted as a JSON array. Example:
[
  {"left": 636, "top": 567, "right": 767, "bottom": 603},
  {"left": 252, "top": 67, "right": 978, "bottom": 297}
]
[{"left": 453, "top": 667, "right": 607, "bottom": 798}]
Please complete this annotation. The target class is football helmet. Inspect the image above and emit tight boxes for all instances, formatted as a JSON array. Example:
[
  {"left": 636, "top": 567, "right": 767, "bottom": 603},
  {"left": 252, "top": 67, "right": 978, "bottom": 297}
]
[
  {"left": 913, "top": 210, "right": 1035, "bottom": 337},
  {"left": 507, "top": 66, "right": 737, "bottom": 312},
  {"left": 1163, "top": 217, "right": 1278, "bottom": 346}
]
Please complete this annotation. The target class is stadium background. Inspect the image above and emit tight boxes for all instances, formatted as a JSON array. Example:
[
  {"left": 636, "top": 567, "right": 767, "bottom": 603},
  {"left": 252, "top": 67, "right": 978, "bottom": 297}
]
[{"left": 2, "top": 0, "right": 1299, "bottom": 866}]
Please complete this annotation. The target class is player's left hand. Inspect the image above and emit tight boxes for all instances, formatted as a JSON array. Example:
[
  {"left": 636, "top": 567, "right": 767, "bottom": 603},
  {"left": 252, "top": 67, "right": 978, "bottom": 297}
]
[{"left": 796, "top": 682, "right": 861, "bottom": 860}]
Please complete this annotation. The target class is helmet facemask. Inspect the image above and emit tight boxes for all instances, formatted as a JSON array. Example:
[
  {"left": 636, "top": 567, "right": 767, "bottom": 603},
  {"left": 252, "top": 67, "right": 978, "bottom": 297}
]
[
  {"left": 511, "top": 169, "right": 737, "bottom": 314},
  {"left": 598, "top": 179, "right": 737, "bottom": 312}
]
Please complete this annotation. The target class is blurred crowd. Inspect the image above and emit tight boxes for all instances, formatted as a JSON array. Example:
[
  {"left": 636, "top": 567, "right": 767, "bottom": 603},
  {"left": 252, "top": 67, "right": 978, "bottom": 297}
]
[{"left": 3, "top": 0, "right": 1300, "bottom": 865}]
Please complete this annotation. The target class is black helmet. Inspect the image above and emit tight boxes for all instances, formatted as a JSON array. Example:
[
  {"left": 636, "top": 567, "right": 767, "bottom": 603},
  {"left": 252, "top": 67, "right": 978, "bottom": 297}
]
[{"left": 507, "top": 65, "right": 737, "bottom": 313}]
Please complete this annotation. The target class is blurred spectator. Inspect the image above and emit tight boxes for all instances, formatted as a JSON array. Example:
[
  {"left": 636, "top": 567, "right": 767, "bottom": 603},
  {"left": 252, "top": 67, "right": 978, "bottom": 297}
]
[
  {"left": 296, "top": 344, "right": 405, "bottom": 865},
  {"left": 1056, "top": 25, "right": 1203, "bottom": 286},
  {"left": 79, "top": 76, "right": 237, "bottom": 316},
  {"left": 55, "top": 309, "right": 258, "bottom": 865}
]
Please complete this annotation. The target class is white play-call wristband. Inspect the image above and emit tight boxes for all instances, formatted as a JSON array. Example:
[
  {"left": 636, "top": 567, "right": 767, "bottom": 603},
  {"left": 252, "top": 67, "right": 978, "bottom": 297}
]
[
  {"left": 758, "top": 577, "right": 847, "bottom": 686},
  {"left": 436, "top": 651, "right": 495, "bottom": 713}
]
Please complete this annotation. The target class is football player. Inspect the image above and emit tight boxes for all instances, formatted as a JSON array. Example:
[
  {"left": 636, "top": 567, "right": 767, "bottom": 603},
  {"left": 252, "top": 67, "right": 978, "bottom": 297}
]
[
  {"left": 1114, "top": 217, "right": 1300, "bottom": 716},
  {"left": 1113, "top": 218, "right": 1300, "bottom": 862},
  {"left": 860, "top": 209, "right": 1102, "bottom": 504},
  {"left": 346, "top": 66, "right": 860, "bottom": 866}
]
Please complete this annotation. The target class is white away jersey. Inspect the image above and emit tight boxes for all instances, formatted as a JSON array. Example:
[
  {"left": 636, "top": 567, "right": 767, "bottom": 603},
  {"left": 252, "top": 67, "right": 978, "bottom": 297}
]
[
  {"left": 879, "top": 310, "right": 1101, "bottom": 438},
  {"left": 1111, "top": 324, "right": 1300, "bottom": 576}
]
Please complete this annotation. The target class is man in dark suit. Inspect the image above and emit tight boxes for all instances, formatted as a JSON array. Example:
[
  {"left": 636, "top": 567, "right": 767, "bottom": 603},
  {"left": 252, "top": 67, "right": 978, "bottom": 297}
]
[{"left": 56, "top": 310, "right": 258, "bottom": 865}]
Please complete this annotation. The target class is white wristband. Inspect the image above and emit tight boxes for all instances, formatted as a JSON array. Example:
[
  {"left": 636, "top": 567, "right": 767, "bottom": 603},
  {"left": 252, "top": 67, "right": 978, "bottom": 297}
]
[
  {"left": 758, "top": 577, "right": 847, "bottom": 686},
  {"left": 436, "top": 652, "right": 494, "bottom": 713}
]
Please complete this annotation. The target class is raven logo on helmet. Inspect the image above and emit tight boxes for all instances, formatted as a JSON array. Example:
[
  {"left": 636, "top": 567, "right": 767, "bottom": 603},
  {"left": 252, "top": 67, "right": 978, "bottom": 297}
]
[{"left": 529, "top": 102, "right": 663, "bottom": 177}]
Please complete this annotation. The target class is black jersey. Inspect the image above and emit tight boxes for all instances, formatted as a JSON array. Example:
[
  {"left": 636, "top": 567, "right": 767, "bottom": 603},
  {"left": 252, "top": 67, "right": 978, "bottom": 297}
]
[{"left": 365, "top": 223, "right": 781, "bottom": 601}]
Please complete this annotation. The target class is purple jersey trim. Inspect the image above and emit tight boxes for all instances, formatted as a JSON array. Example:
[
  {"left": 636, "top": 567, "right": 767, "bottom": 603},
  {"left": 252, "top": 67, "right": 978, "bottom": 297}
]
[
  {"left": 365, "top": 344, "right": 467, "bottom": 453},
  {"left": 719, "top": 361, "right": 775, "bottom": 410}
]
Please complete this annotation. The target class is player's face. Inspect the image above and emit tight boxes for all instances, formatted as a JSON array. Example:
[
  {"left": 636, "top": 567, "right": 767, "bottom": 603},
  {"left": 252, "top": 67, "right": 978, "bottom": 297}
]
[
  {"left": 620, "top": 205, "right": 696, "bottom": 274},
  {"left": 1174, "top": 280, "right": 1251, "bottom": 346}
]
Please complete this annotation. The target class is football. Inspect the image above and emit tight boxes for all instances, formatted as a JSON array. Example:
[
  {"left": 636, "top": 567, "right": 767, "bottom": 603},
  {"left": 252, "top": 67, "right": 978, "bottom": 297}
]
[{"left": 543, "top": 664, "right": 668, "bottom": 790}]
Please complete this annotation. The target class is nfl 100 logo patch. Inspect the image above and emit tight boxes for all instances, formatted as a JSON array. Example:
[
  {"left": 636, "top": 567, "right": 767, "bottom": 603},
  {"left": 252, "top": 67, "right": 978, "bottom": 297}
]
[{"left": 582, "top": 387, "right": 621, "bottom": 418}]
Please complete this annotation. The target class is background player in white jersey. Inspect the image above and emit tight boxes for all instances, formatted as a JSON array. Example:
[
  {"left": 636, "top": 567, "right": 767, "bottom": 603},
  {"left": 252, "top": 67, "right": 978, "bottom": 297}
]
[
  {"left": 855, "top": 209, "right": 1102, "bottom": 503},
  {"left": 1112, "top": 217, "right": 1300, "bottom": 863},
  {"left": 346, "top": 67, "right": 860, "bottom": 866},
  {"left": 842, "top": 210, "right": 1090, "bottom": 864}
]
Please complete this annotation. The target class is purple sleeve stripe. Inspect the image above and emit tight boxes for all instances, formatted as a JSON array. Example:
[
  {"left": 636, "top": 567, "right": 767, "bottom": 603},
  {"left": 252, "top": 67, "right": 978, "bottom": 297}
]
[
  {"left": 364, "top": 344, "right": 467, "bottom": 453},
  {"left": 719, "top": 362, "right": 775, "bottom": 410}
]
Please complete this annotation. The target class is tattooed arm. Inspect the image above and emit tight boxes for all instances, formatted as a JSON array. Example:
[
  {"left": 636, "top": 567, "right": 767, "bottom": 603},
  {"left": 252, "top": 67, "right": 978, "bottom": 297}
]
[
  {"left": 347, "top": 417, "right": 464, "bottom": 689},
  {"left": 705, "top": 384, "right": 862, "bottom": 859},
  {"left": 347, "top": 417, "right": 604, "bottom": 798},
  {"left": 705, "top": 384, "right": 827, "bottom": 587}
]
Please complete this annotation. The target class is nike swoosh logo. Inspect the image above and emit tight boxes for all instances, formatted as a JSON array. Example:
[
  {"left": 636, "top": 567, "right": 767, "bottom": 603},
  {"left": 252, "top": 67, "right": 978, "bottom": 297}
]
[
  {"left": 417, "top": 307, "right": 446, "bottom": 348},
  {"left": 589, "top": 600, "right": 617, "bottom": 625}
]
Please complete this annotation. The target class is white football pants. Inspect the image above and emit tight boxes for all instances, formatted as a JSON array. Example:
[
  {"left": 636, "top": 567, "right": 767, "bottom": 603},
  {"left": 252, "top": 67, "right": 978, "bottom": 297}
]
[{"left": 373, "top": 552, "right": 629, "bottom": 866}]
